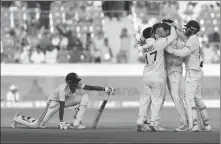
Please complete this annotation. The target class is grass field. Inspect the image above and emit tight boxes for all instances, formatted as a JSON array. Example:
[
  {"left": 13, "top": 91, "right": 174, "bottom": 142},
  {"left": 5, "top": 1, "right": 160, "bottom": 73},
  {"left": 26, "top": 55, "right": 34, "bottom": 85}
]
[{"left": 1, "top": 108, "right": 220, "bottom": 143}]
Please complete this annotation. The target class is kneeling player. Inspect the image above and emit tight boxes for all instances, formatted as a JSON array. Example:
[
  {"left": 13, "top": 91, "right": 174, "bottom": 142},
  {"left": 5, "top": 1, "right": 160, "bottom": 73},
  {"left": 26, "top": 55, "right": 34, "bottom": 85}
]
[{"left": 11, "top": 72, "right": 115, "bottom": 129}]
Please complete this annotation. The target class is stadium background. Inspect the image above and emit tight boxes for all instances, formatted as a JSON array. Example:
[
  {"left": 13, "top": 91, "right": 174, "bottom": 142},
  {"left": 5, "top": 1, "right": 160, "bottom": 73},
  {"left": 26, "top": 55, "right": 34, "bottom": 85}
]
[
  {"left": 1, "top": 1, "right": 220, "bottom": 139},
  {"left": 1, "top": 1, "right": 220, "bottom": 64}
]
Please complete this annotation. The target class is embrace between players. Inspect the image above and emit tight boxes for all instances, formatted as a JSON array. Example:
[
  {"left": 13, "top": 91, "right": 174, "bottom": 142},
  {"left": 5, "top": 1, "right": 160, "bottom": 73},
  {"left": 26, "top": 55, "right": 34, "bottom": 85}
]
[
  {"left": 11, "top": 19, "right": 211, "bottom": 132},
  {"left": 136, "top": 19, "right": 211, "bottom": 132}
]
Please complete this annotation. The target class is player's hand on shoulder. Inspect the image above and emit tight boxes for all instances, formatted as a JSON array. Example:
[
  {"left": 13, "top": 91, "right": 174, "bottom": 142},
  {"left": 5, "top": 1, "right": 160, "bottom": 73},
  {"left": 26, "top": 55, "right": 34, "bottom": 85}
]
[
  {"left": 138, "top": 39, "right": 146, "bottom": 46},
  {"left": 165, "top": 46, "right": 174, "bottom": 54},
  {"left": 105, "top": 87, "right": 115, "bottom": 95},
  {"left": 59, "top": 121, "right": 69, "bottom": 129}
]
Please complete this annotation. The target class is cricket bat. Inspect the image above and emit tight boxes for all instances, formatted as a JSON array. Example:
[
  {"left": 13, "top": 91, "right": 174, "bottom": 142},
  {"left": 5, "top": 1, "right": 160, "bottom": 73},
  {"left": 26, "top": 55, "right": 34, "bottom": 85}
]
[{"left": 92, "top": 94, "right": 110, "bottom": 129}]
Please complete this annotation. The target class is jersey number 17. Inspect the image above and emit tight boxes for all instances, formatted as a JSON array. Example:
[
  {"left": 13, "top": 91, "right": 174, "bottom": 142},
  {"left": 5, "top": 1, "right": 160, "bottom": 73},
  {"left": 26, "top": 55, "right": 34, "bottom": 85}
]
[{"left": 145, "top": 51, "right": 157, "bottom": 65}]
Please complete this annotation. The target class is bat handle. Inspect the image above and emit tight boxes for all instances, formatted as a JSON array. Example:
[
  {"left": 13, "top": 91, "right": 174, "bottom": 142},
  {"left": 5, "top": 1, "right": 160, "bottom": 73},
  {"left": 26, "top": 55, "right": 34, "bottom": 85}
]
[{"left": 105, "top": 94, "right": 110, "bottom": 101}]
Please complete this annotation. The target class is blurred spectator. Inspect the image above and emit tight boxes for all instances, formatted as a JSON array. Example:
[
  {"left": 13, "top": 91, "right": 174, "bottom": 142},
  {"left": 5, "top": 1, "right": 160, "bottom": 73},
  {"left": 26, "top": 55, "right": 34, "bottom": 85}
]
[
  {"left": 56, "top": 24, "right": 84, "bottom": 51},
  {"left": 71, "top": 35, "right": 84, "bottom": 51},
  {"left": 6, "top": 85, "right": 20, "bottom": 102},
  {"left": 30, "top": 46, "right": 45, "bottom": 63},
  {"left": 103, "top": 38, "right": 113, "bottom": 63},
  {"left": 11, "top": 1, "right": 27, "bottom": 9},
  {"left": 68, "top": 49, "right": 82, "bottom": 63},
  {"left": 91, "top": 30, "right": 105, "bottom": 63},
  {"left": 1, "top": 33, "right": 16, "bottom": 62},
  {"left": 202, "top": 43, "right": 214, "bottom": 63},
  {"left": 52, "top": 34, "right": 60, "bottom": 50},
  {"left": 117, "top": 27, "right": 131, "bottom": 63},
  {"left": 83, "top": 33, "right": 94, "bottom": 63},
  {"left": 212, "top": 44, "right": 220, "bottom": 63},
  {"left": 45, "top": 46, "right": 58, "bottom": 64},
  {"left": 59, "top": 36, "right": 68, "bottom": 49},
  {"left": 38, "top": 30, "right": 52, "bottom": 53},
  {"left": 18, "top": 42, "right": 32, "bottom": 63},
  {"left": 57, "top": 37, "right": 70, "bottom": 63},
  {"left": 1, "top": 41, "right": 8, "bottom": 63},
  {"left": 82, "top": 50, "right": 93, "bottom": 63},
  {"left": 26, "top": 18, "right": 40, "bottom": 37}
]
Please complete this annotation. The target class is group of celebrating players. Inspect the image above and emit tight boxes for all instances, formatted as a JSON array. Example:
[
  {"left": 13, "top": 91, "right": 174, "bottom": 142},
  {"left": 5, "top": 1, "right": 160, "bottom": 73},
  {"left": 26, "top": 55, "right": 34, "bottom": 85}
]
[
  {"left": 136, "top": 18, "right": 212, "bottom": 132},
  {"left": 11, "top": 18, "right": 212, "bottom": 132}
]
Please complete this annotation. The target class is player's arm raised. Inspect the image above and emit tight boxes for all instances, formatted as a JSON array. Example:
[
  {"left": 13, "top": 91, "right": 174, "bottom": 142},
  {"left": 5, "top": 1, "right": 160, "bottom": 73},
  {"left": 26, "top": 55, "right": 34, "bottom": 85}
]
[
  {"left": 162, "top": 19, "right": 187, "bottom": 43},
  {"left": 78, "top": 82, "right": 115, "bottom": 95},
  {"left": 176, "top": 29, "right": 187, "bottom": 42}
]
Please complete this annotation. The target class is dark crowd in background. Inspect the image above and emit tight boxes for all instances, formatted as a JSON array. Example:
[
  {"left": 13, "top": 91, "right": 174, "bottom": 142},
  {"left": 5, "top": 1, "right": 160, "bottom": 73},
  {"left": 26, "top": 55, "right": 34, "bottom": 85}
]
[{"left": 1, "top": 1, "right": 220, "bottom": 64}]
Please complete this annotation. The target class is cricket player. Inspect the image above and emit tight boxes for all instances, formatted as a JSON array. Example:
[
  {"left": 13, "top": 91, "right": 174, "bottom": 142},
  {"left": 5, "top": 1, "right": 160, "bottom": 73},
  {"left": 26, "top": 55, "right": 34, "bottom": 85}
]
[
  {"left": 11, "top": 72, "right": 115, "bottom": 129},
  {"left": 137, "top": 26, "right": 154, "bottom": 132},
  {"left": 6, "top": 85, "right": 20, "bottom": 102},
  {"left": 166, "top": 20, "right": 212, "bottom": 132},
  {"left": 161, "top": 19, "right": 189, "bottom": 132},
  {"left": 137, "top": 23, "right": 178, "bottom": 132},
  {"left": 137, "top": 23, "right": 167, "bottom": 132}
]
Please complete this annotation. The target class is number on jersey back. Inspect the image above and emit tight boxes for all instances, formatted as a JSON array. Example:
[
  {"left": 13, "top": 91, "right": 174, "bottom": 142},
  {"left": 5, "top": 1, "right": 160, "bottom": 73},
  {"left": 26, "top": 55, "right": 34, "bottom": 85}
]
[{"left": 142, "top": 39, "right": 158, "bottom": 65}]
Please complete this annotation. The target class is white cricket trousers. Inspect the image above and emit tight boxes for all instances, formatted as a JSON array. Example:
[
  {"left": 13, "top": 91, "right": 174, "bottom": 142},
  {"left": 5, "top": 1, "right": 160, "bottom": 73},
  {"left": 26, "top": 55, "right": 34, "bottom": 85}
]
[
  {"left": 138, "top": 74, "right": 166, "bottom": 125},
  {"left": 167, "top": 71, "right": 188, "bottom": 125},
  {"left": 40, "top": 94, "right": 89, "bottom": 126},
  {"left": 184, "top": 70, "right": 209, "bottom": 128}
]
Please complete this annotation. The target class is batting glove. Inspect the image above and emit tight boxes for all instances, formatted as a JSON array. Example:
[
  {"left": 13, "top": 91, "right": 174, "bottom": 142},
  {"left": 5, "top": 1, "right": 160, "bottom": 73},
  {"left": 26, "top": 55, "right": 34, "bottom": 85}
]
[
  {"left": 105, "top": 87, "right": 115, "bottom": 95},
  {"left": 59, "top": 122, "right": 69, "bottom": 129}
]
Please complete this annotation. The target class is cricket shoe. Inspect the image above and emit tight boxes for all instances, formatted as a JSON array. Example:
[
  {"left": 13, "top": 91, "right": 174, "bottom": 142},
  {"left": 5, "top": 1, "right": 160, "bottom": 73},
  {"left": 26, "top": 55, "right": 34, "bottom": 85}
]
[
  {"left": 12, "top": 113, "right": 21, "bottom": 121},
  {"left": 202, "top": 125, "right": 212, "bottom": 132},
  {"left": 184, "top": 125, "right": 199, "bottom": 132},
  {"left": 175, "top": 124, "right": 189, "bottom": 132},
  {"left": 192, "top": 125, "right": 200, "bottom": 132},
  {"left": 158, "top": 125, "right": 167, "bottom": 132},
  {"left": 149, "top": 122, "right": 160, "bottom": 132},
  {"left": 184, "top": 127, "right": 192, "bottom": 132},
  {"left": 39, "top": 125, "right": 47, "bottom": 129},
  {"left": 70, "top": 120, "right": 86, "bottom": 130},
  {"left": 11, "top": 113, "right": 20, "bottom": 128},
  {"left": 11, "top": 120, "right": 17, "bottom": 128},
  {"left": 137, "top": 124, "right": 151, "bottom": 132},
  {"left": 140, "top": 120, "right": 166, "bottom": 132}
]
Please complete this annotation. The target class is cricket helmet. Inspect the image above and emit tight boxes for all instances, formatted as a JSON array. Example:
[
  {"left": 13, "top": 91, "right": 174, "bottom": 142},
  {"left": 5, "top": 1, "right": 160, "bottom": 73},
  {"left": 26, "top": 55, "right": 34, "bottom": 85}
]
[
  {"left": 143, "top": 27, "right": 153, "bottom": 39},
  {"left": 184, "top": 20, "right": 200, "bottom": 32},
  {"left": 65, "top": 72, "right": 81, "bottom": 84}
]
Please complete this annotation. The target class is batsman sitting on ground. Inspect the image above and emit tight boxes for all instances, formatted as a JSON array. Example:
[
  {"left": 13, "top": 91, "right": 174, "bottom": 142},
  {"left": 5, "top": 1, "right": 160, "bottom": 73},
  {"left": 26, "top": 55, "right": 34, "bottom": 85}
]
[
  {"left": 11, "top": 72, "right": 115, "bottom": 129},
  {"left": 137, "top": 23, "right": 178, "bottom": 132},
  {"left": 166, "top": 20, "right": 212, "bottom": 132}
]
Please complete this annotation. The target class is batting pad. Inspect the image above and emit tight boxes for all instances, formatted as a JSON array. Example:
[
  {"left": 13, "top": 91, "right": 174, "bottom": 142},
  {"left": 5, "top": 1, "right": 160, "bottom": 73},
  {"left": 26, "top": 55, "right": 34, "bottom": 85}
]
[{"left": 14, "top": 114, "right": 39, "bottom": 128}]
